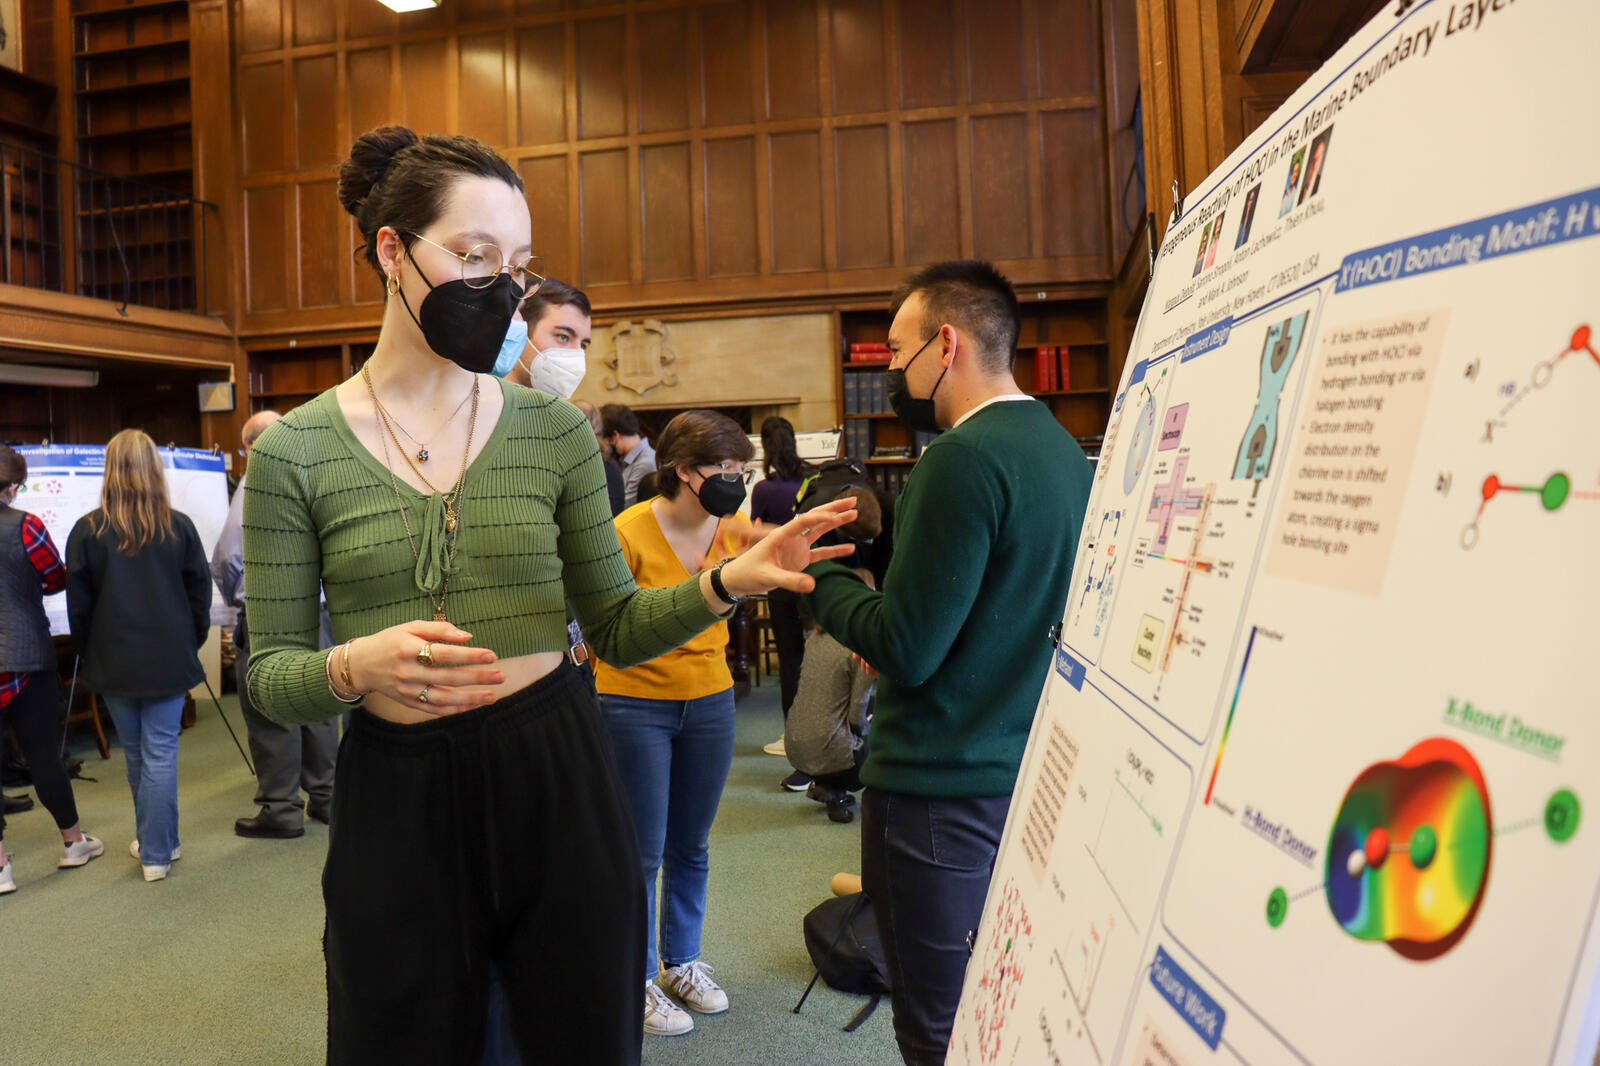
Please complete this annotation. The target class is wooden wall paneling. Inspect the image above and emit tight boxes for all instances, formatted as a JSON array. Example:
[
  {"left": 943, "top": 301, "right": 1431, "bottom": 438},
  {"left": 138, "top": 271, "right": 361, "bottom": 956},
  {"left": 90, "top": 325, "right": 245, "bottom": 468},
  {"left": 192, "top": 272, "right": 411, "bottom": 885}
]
[
  {"left": 640, "top": 142, "right": 693, "bottom": 281},
  {"left": 1033, "top": 0, "right": 1100, "bottom": 100},
  {"left": 291, "top": 0, "right": 335, "bottom": 47},
  {"left": 635, "top": 8, "right": 689, "bottom": 134},
  {"left": 579, "top": 147, "right": 629, "bottom": 285},
  {"left": 516, "top": 24, "right": 567, "bottom": 145},
  {"left": 763, "top": 0, "right": 819, "bottom": 121},
  {"left": 345, "top": 0, "right": 396, "bottom": 42},
  {"left": 237, "top": 0, "right": 283, "bottom": 55},
  {"left": 458, "top": 31, "right": 510, "bottom": 146},
  {"left": 968, "top": 113, "right": 1031, "bottom": 261},
  {"left": 900, "top": 119, "right": 960, "bottom": 266},
  {"left": 239, "top": 60, "right": 288, "bottom": 175},
  {"left": 767, "top": 130, "right": 824, "bottom": 273},
  {"left": 699, "top": 1, "right": 754, "bottom": 129},
  {"left": 575, "top": 16, "right": 625, "bottom": 139},
  {"left": 459, "top": 0, "right": 511, "bottom": 25},
  {"left": 833, "top": 123, "right": 892, "bottom": 269},
  {"left": 522, "top": 155, "right": 572, "bottom": 278},
  {"left": 189, "top": 0, "right": 240, "bottom": 332},
  {"left": 894, "top": 0, "right": 957, "bottom": 110},
  {"left": 829, "top": 0, "right": 886, "bottom": 115},
  {"left": 1041, "top": 108, "right": 1109, "bottom": 262},
  {"left": 346, "top": 45, "right": 394, "bottom": 145},
  {"left": 293, "top": 55, "right": 338, "bottom": 170},
  {"left": 244, "top": 184, "right": 291, "bottom": 312},
  {"left": 22, "top": 0, "right": 54, "bottom": 81},
  {"left": 348, "top": 216, "right": 382, "bottom": 305},
  {"left": 964, "top": 0, "right": 1026, "bottom": 105},
  {"left": 296, "top": 180, "right": 342, "bottom": 309},
  {"left": 400, "top": 40, "right": 449, "bottom": 135},
  {"left": 516, "top": 0, "right": 566, "bottom": 14},
  {"left": 703, "top": 136, "right": 758, "bottom": 277}
]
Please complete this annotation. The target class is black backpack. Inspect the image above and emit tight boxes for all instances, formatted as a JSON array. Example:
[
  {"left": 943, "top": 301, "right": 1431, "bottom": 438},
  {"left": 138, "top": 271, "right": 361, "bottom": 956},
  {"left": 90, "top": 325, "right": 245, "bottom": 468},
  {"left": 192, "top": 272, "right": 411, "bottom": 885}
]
[
  {"left": 793, "top": 892, "right": 890, "bottom": 1032},
  {"left": 795, "top": 458, "right": 872, "bottom": 511}
]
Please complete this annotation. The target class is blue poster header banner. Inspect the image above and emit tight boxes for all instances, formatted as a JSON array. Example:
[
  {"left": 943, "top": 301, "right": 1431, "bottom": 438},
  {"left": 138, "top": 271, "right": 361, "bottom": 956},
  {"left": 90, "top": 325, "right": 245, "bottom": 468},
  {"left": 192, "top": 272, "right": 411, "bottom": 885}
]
[
  {"left": 1183, "top": 317, "right": 1233, "bottom": 362},
  {"left": 1150, "top": 946, "right": 1226, "bottom": 1050},
  {"left": 19, "top": 444, "right": 223, "bottom": 474},
  {"left": 1335, "top": 184, "right": 1600, "bottom": 293}
]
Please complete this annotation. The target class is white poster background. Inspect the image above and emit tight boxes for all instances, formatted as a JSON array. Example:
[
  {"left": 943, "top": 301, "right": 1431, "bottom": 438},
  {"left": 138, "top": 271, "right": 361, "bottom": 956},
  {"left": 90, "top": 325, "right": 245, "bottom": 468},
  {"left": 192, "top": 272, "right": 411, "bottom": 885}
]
[
  {"left": 950, "top": 3, "right": 1600, "bottom": 1065},
  {"left": 13, "top": 445, "right": 232, "bottom": 635}
]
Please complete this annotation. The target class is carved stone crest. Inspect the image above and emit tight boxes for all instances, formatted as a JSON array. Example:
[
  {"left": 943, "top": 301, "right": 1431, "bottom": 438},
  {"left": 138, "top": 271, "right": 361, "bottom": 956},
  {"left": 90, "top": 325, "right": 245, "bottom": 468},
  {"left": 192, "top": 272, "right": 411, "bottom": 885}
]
[{"left": 602, "top": 319, "right": 679, "bottom": 397}]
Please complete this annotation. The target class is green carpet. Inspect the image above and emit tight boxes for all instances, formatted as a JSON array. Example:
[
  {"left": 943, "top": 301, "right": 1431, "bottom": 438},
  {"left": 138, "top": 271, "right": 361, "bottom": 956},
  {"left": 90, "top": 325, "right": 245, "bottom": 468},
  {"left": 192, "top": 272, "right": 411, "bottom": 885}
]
[{"left": 2, "top": 678, "right": 901, "bottom": 1066}]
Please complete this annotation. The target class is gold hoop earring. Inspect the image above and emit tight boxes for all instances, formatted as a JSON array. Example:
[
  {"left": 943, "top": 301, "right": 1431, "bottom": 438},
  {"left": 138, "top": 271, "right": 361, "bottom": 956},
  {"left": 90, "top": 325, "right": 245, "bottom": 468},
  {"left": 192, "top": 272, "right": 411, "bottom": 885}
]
[{"left": 385, "top": 273, "right": 399, "bottom": 297}]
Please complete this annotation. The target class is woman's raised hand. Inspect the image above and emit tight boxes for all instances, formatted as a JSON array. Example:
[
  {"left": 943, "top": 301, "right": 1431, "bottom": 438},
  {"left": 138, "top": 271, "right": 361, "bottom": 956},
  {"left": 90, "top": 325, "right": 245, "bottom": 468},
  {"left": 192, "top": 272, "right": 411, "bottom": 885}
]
[
  {"left": 344, "top": 620, "right": 504, "bottom": 717},
  {"left": 719, "top": 497, "right": 859, "bottom": 596}
]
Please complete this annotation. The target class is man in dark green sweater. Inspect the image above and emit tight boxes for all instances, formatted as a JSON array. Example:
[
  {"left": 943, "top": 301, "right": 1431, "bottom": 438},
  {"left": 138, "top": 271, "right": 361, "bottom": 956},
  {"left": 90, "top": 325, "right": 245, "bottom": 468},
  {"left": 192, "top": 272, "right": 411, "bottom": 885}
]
[{"left": 805, "top": 261, "right": 1091, "bottom": 1065}]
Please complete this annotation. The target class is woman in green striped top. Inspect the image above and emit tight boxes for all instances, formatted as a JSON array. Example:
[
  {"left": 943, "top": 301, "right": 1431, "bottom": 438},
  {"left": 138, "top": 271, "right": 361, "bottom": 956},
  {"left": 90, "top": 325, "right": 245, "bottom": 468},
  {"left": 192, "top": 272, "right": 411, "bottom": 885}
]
[{"left": 241, "top": 126, "right": 855, "bottom": 1066}]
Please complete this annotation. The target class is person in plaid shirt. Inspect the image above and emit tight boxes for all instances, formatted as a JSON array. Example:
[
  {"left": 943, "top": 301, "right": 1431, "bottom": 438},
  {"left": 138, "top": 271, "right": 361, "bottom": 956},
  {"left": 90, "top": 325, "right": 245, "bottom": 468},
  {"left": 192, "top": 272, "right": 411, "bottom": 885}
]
[{"left": 0, "top": 444, "right": 104, "bottom": 895}]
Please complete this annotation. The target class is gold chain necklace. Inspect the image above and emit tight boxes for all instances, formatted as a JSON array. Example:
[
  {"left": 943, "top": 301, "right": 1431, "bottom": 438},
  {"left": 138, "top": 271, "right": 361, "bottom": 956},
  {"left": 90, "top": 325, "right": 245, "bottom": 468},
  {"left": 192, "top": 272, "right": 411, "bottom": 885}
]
[
  {"left": 371, "top": 385, "right": 474, "bottom": 463},
  {"left": 363, "top": 365, "right": 479, "bottom": 622}
]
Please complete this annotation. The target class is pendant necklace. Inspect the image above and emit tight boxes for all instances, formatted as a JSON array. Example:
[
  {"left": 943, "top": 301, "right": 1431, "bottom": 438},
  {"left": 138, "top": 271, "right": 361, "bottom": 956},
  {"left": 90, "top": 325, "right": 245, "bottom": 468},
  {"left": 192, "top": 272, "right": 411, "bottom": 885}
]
[{"left": 369, "top": 381, "right": 474, "bottom": 463}]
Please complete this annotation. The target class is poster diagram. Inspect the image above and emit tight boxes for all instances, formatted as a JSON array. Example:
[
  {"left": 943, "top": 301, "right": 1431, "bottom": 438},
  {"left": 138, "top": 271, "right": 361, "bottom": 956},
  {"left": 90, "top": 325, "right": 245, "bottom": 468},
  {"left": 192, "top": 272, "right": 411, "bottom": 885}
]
[{"left": 952, "top": 4, "right": 1600, "bottom": 1065}]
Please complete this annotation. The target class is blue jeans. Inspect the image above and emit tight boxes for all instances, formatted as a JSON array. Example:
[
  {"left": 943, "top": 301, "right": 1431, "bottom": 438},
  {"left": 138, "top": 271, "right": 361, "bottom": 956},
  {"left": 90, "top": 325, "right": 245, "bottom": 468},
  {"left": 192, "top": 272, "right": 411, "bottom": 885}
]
[
  {"left": 599, "top": 689, "right": 736, "bottom": 982},
  {"left": 860, "top": 789, "right": 1011, "bottom": 1066},
  {"left": 102, "top": 693, "right": 186, "bottom": 866}
]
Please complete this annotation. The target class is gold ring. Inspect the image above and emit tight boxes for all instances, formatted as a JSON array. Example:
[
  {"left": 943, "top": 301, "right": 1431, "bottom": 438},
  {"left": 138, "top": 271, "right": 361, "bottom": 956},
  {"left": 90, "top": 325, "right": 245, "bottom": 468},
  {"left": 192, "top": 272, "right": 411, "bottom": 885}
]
[
  {"left": 416, "top": 642, "right": 434, "bottom": 667},
  {"left": 418, "top": 686, "right": 431, "bottom": 704}
]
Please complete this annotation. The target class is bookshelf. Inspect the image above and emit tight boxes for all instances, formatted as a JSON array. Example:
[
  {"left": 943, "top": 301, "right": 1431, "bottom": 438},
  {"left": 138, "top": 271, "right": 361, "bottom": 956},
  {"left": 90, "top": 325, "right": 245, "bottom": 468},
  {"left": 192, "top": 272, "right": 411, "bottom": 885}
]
[
  {"left": 245, "top": 339, "right": 375, "bottom": 416},
  {"left": 837, "top": 295, "right": 1117, "bottom": 497},
  {"left": 70, "top": 0, "right": 195, "bottom": 311}
]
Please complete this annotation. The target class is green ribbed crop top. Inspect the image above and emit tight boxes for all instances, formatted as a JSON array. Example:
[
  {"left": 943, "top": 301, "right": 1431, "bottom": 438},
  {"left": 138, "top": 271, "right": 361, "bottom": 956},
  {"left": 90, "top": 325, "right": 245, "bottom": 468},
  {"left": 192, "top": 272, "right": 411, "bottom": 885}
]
[{"left": 241, "top": 379, "right": 721, "bottom": 724}]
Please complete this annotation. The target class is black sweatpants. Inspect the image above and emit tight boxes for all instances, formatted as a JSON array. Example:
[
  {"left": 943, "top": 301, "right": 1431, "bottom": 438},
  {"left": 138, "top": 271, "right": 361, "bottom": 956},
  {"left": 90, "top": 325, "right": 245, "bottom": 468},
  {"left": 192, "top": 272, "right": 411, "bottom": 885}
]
[
  {"left": 766, "top": 588, "right": 807, "bottom": 717},
  {"left": 0, "top": 670, "right": 78, "bottom": 840},
  {"left": 323, "top": 662, "right": 645, "bottom": 1066}
]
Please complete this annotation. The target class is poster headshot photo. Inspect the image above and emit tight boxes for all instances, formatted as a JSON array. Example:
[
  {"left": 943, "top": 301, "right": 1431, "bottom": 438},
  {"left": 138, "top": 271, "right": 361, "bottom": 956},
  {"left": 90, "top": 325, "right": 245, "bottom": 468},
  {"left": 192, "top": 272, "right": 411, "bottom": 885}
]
[
  {"left": 1193, "top": 218, "right": 1214, "bottom": 277},
  {"left": 1279, "top": 147, "right": 1306, "bottom": 218},
  {"left": 0, "top": 0, "right": 20, "bottom": 73},
  {"left": 1204, "top": 209, "right": 1225, "bottom": 270},
  {"left": 1236, "top": 184, "right": 1261, "bottom": 249},
  {"left": 1299, "top": 126, "right": 1334, "bottom": 205}
]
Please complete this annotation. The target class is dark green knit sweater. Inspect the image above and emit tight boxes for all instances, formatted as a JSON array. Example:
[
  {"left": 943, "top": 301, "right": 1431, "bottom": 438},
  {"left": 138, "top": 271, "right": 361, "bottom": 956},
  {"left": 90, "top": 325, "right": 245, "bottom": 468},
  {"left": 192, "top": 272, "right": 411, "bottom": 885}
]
[
  {"left": 242, "top": 380, "right": 721, "bottom": 724},
  {"left": 805, "top": 399, "right": 1091, "bottom": 796}
]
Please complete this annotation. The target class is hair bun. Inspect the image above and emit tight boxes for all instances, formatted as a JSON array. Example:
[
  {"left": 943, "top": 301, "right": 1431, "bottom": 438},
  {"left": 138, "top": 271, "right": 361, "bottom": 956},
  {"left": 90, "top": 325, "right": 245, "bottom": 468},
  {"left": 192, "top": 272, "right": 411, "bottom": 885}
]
[{"left": 337, "top": 126, "right": 421, "bottom": 218}]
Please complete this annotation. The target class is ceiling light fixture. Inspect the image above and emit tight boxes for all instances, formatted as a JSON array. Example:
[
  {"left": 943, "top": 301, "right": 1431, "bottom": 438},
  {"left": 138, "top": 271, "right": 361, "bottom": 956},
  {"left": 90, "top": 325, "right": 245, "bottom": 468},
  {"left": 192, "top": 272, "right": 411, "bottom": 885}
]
[
  {"left": 0, "top": 364, "right": 100, "bottom": 388},
  {"left": 377, "top": 0, "right": 439, "bottom": 12}
]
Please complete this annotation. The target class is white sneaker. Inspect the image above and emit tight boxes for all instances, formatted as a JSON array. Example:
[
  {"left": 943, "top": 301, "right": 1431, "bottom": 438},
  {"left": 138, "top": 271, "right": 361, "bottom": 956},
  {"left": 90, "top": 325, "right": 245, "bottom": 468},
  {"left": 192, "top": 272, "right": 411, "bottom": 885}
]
[
  {"left": 660, "top": 960, "right": 729, "bottom": 1015},
  {"left": 59, "top": 833, "right": 105, "bottom": 868},
  {"left": 142, "top": 863, "right": 170, "bottom": 882},
  {"left": 129, "top": 840, "right": 180, "bottom": 862},
  {"left": 0, "top": 860, "right": 14, "bottom": 895},
  {"left": 644, "top": 982, "right": 693, "bottom": 1036},
  {"left": 763, "top": 735, "right": 786, "bottom": 756}
]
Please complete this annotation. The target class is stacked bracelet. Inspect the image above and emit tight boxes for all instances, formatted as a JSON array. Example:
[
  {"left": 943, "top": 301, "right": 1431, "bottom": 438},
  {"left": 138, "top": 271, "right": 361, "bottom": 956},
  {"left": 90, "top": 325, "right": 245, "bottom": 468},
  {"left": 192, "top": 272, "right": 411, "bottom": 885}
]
[{"left": 326, "top": 639, "right": 362, "bottom": 704}]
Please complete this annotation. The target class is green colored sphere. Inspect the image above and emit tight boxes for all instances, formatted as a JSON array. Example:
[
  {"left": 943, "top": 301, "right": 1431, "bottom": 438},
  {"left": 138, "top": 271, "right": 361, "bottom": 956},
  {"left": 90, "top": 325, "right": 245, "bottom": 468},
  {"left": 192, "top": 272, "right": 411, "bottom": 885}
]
[
  {"left": 1542, "top": 472, "right": 1571, "bottom": 511},
  {"left": 1266, "top": 887, "right": 1288, "bottom": 928},
  {"left": 1409, "top": 824, "right": 1437, "bottom": 869},
  {"left": 1546, "top": 789, "right": 1581, "bottom": 843}
]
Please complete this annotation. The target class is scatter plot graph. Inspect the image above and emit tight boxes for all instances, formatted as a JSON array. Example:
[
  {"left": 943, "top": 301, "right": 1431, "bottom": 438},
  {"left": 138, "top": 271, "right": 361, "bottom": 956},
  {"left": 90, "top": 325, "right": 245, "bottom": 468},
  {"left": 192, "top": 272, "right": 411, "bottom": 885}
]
[
  {"left": 971, "top": 880, "right": 1033, "bottom": 1065},
  {"left": 1233, "top": 311, "right": 1308, "bottom": 488},
  {"left": 1323, "top": 738, "right": 1491, "bottom": 960}
]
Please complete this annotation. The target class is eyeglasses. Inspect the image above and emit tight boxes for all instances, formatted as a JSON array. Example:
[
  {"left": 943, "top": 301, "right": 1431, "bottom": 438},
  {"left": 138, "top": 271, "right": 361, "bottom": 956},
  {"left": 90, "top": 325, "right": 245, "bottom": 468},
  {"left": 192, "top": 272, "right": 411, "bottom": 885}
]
[
  {"left": 699, "top": 462, "right": 753, "bottom": 485},
  {"left": 406, "top": 232, "right": 546, "bottom": 296}
]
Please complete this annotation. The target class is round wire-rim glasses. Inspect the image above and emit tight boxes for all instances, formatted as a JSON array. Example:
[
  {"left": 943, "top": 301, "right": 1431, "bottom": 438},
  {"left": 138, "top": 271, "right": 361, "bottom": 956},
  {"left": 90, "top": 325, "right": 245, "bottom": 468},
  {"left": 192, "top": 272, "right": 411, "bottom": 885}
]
[{"left": 407, "top": 231, "right": 546, "bottom": 297}]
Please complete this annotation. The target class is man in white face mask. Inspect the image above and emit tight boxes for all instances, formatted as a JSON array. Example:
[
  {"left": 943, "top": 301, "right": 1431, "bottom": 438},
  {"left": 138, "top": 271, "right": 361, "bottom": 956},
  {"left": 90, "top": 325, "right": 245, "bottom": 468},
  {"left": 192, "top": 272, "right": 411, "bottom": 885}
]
[{"left": 507, "top": 278, "right": 592, "bottom": 398}]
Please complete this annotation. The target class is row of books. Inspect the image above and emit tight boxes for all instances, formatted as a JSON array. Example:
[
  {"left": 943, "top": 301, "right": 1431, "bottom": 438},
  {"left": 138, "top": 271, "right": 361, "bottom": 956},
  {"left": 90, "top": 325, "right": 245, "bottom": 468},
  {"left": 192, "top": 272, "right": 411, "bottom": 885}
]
[
  {"left": 1031, "top": 346, "right": 1073, "bottom": 392},
  {"left": 847, "top": 342, "right": 893, "bottom": 363},
  {"left": 843, "top": 371, "right": 890, "bottom": 414},
  {"left": 844, "top": 421, "right": 939, "bottom": 462},
  {"left": 872, "top": 465, "right": 912, "bottom": 497}
]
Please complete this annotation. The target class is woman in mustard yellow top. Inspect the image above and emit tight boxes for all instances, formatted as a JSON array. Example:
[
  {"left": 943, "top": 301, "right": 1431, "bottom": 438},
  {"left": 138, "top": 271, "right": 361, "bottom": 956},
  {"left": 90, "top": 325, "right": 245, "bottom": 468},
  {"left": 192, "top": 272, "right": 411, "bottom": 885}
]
[{"left": 593, "top": 410, "right": 758, "bottom": 1038}]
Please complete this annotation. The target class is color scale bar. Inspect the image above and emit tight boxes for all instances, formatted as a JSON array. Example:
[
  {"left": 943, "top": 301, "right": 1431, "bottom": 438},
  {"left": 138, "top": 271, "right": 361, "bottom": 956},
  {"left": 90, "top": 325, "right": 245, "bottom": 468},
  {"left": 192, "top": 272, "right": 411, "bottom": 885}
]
[{"left": 1204, "top": 625, "right": 1259, "bottom": 805}]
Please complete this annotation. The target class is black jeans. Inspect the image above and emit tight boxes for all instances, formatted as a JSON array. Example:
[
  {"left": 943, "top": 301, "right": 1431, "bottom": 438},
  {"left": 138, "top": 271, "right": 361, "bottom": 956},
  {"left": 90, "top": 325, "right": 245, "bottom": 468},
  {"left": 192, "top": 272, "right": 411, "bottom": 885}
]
[
  {"left": 0, "top": 670, "right": 78, "bottom": 840},
  {"left": 323, "top": 662, "right": 645, "bottom": 1065},
  {"left": 766, "top": 588, "right": 807, "bottom": 716},
  {"left": 860, "top": 789, "right": 1010, "bottom": 1066}
]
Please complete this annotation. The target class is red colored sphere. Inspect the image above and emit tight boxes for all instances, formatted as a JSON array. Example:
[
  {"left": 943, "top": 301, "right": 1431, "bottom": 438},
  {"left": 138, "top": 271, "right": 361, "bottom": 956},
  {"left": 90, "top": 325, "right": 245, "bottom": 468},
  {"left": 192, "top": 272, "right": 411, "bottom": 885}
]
[
  {"left": 1481, "top": 475, "right": 1501, "bottom": 501},
  {"left": 1572, "top": 325, "right": 1591, "bottom": 352},
  {"left": 1365, "top": 826, "right": 1391, "bottom": 868}
]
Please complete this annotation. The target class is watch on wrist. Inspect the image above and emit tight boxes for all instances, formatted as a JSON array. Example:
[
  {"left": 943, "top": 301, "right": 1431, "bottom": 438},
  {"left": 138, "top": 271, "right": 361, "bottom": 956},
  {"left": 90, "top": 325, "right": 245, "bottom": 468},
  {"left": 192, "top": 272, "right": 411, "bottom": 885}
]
[{"left": 709, "top": 559, "right": 746, "bottom": 606}]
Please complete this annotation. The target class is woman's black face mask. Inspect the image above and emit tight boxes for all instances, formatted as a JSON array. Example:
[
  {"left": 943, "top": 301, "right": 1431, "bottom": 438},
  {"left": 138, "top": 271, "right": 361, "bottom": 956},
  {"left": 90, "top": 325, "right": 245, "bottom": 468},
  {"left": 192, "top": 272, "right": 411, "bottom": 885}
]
[
  {"left": 396, "top": 245, "right": 521, "bottom": 374},
  {"left": 692, "top": 471, "right": 748, "bottom": 518}
]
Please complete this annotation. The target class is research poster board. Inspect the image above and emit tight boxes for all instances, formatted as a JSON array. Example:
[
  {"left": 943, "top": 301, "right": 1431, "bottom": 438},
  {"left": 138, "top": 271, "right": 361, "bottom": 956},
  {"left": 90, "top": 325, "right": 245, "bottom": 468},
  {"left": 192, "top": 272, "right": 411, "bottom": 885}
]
[
  {"left": 949, "top": 3, "right": 1600, "bottom": 1065},
  {"left": 13, "top": 445, "right": 232, "bottom": 635}
]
